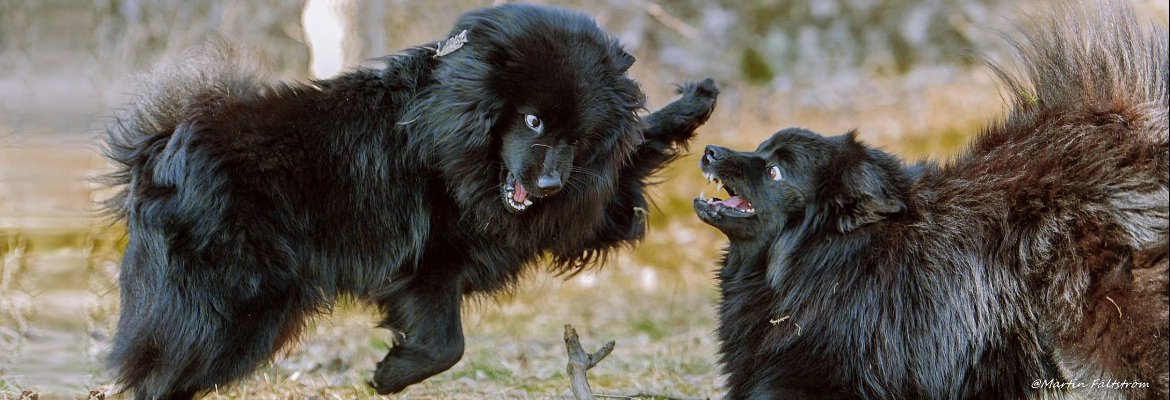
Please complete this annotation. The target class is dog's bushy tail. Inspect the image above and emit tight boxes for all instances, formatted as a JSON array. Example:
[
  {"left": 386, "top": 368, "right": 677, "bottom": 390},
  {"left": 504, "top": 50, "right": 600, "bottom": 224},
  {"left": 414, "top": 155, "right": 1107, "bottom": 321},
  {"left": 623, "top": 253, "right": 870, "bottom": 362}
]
[
  {"left": 101, "top": 41, "right": 272, "bottom": 219},
  {"left": 988, "top": 0, "right": 1168, "bottom": 138}
]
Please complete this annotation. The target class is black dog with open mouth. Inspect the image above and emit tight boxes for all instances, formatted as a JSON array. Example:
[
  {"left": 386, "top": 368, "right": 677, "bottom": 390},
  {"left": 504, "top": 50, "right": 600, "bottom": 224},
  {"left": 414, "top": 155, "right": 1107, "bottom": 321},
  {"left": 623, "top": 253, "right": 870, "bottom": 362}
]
[
  {"left": 695, "top": 2, "right": 1167, "bottom": 399},
  {"left": 694, "top": 128, "right": 905, "bottom": 240},
  {"left": 103, "top": 4, "right": 718, "bottom": 399}
]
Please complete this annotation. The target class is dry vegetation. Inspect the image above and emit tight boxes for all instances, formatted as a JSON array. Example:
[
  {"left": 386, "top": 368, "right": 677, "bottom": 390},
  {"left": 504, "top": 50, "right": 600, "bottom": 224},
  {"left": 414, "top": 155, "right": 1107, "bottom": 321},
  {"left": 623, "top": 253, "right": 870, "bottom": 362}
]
[{"left": 3, "top": 1, "right": 1165, "bottom": 399}]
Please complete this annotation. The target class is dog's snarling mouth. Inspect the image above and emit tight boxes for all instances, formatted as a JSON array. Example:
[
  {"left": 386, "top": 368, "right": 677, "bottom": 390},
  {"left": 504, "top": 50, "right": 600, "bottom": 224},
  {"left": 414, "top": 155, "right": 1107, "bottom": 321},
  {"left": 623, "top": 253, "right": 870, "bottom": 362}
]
[
  {"left": 501, "top": 172, "right": 535, "bottom": 212},
  {"left": 697, "top": 172, "right": 755, "bottom": 216}
]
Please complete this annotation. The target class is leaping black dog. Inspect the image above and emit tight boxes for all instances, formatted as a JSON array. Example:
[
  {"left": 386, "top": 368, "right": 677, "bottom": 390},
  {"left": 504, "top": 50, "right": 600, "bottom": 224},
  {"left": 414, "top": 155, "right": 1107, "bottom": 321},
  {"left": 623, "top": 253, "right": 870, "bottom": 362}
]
[{"left": 104, "top": 4, "right": 717, "bottom": 398}]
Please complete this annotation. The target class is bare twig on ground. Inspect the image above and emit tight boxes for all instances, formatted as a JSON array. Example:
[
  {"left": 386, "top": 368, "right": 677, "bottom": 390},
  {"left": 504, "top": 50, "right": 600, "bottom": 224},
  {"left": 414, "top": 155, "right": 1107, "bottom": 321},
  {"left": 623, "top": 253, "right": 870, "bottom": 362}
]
[
  {"left": 563, "top": 325, "right": 707, "bottom": 400},
  {"left": 564, "top": 324, "right": 616, "bottom": 400},
  {"left": 561, "top": 325, "right": 706, "bottom": 399},
  {"left": 599, "top": 394, "right": 710, "bottom": 400}
]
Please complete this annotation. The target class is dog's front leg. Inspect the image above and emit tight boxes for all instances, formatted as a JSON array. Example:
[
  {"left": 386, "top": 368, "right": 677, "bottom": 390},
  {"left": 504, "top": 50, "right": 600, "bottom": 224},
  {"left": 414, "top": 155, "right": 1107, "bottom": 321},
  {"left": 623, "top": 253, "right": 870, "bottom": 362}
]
[
  {"left": 369, "top": 275, "right": 464, "bottom": 395},
  {"left": 642, "top": 78, "right": 719, "bottom": 150},
  {"left": 589, "top": 78, "right": 719, "bottom": 243},
  {"left": 621, "top": 78, "right": 719, "bottom": 184}
]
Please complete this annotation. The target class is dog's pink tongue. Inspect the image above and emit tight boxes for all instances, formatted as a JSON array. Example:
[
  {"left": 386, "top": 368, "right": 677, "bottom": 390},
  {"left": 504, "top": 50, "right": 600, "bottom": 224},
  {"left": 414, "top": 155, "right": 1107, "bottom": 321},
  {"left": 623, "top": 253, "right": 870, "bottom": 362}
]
[
  {"left": 514, "top": 181, "right": 529, "bottom": 203},
  {"left": 722, "top": 196, "right": 748, "bottom": 209}
]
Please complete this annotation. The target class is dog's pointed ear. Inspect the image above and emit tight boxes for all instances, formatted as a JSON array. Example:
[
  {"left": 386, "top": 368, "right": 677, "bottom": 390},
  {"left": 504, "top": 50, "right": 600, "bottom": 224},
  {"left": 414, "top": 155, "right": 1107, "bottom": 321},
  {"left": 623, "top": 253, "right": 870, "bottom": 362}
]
[{"left": 831, "top": 132, "right": 907, "bottom": 233}]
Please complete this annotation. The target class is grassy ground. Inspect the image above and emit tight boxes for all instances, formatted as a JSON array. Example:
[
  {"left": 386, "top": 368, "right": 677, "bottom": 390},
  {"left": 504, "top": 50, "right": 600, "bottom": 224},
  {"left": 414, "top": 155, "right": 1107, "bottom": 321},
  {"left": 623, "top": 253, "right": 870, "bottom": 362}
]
[{"left": 0, "top": 65, "right": 1002, "bottom": 399}]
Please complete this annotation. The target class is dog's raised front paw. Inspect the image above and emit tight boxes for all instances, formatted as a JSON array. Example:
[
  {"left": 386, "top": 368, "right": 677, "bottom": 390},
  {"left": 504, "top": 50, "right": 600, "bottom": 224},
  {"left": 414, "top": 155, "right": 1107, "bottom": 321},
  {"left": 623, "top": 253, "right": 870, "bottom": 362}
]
[{"left": 645, "top": 78, "right": 720, "bottom": 143}]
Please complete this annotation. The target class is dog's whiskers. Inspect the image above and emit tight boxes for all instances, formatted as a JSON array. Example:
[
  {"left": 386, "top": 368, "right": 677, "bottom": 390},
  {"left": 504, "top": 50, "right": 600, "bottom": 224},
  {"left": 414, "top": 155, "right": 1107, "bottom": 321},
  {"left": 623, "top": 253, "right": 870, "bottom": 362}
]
[
  {"left": 570, "top": 166, "right": 604, "bottom": 181},
  {"left": 564, "top": 179, "right": 588, "bottom": 195},
  {"left": 565, "top": 174, "right": 603, "bottom": 197}
]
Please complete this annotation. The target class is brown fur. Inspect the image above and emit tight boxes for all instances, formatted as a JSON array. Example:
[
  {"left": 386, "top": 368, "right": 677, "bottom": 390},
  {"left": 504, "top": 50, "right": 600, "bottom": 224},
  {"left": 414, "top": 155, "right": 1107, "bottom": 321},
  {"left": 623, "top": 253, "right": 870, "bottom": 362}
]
[
  {"left": 968, "top": 2, "right": 1168, "bottom": 394},
  {"left": 697, "top": 1, "right": 1167, "bottom": 398}
]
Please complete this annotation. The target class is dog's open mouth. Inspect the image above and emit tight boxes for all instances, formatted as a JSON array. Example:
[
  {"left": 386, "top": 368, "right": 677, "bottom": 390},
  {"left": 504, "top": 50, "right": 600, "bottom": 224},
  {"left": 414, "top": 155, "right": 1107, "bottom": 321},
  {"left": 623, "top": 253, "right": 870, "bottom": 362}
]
[
  {"left": 501, "top": 172, "right": 535, "bottom": 212},
  {"left": 698, "top": 172, "right": 755, "bottom": 216}
]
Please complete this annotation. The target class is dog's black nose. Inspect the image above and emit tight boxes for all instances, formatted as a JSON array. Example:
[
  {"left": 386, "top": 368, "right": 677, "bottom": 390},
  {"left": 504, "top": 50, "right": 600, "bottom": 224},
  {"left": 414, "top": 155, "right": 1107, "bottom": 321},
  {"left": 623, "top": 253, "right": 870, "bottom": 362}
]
[
  {"left": 537, "top": 174, "right": 563, "bottom": 195},
  {"left": 705, "top": 145, "right": 727, "bottom": 163}
]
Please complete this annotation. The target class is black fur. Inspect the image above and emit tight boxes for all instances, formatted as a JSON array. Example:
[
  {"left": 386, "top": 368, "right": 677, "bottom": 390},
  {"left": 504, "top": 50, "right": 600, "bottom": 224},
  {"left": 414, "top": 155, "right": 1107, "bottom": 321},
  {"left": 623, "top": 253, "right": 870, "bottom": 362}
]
[
  {"left": 102, "top": 4, "right": 718, "bottom": 399},
  {"left": 696, "top": 2, "right": 1167, "bottom": 399}
]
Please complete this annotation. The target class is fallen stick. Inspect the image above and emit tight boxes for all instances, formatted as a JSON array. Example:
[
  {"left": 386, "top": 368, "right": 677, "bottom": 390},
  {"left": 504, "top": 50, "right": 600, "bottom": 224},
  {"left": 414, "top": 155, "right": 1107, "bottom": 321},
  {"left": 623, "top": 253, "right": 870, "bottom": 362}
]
[{"left": 564, "top": 324, "right": 616, "bottom": 400}]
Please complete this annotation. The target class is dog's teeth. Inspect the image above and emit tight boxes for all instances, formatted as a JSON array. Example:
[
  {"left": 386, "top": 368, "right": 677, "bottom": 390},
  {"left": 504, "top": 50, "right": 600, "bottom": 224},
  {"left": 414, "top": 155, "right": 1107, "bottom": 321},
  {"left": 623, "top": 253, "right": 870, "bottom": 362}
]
[
  {"left": 507, "top": 192, "right": 513, "bottom": 199},
  {"left": 716, "top": 182, "right": 724, "bottom": 192},
  {"left": 700, "top": 190, "right": 706, "bottom": 199},
  {"left": 523, "top": 199, "right": 532, "bottom": 206}
]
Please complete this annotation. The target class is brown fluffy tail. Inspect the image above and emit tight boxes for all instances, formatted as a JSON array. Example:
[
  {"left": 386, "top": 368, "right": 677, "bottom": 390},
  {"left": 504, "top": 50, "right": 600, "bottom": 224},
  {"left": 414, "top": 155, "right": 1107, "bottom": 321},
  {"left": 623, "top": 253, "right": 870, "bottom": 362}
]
[
  {"left": 989, "top": 0, "right": 1168, "bottom": 142},
  {"left": 969, "top": 2, "right": 1169, "bottom": 395}
]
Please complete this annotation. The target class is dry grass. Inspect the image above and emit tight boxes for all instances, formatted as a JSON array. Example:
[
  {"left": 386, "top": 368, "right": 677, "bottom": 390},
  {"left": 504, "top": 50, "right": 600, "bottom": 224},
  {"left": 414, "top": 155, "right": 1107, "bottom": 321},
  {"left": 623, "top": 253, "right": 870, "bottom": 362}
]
[{"left": 0, "top": 61, "right": 1004, "bottom": 399}]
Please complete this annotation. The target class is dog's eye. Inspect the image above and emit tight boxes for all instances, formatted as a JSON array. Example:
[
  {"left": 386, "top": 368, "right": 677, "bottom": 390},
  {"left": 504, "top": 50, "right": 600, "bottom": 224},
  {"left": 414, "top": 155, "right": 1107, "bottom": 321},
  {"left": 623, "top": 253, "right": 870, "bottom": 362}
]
[
  {"left": 767, "top": 165, "right": 783, "bottom": 181},
  {"left": 525, "top": 114, "right": 543, "bottom": 133},
  {"left": 569, "top": 138, "right": 581, "bottom": 146}
]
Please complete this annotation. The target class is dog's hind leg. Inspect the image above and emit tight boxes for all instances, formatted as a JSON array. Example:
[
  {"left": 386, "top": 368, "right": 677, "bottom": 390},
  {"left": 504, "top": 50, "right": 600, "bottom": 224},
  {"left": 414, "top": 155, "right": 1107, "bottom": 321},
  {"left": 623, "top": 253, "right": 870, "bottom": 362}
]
[
  {"left": 368, "top": 271, "right": 465, "bottom": 395},
  {"left": 108, "top": 225, "right": 311, "bottom": 399}
]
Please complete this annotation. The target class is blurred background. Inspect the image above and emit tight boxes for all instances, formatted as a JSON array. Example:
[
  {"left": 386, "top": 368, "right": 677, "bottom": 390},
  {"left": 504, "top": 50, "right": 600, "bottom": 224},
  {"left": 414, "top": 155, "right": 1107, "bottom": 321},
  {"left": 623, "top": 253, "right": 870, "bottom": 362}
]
[{"left": 1, "top": 0, "right": 1167, "bottom": 398}]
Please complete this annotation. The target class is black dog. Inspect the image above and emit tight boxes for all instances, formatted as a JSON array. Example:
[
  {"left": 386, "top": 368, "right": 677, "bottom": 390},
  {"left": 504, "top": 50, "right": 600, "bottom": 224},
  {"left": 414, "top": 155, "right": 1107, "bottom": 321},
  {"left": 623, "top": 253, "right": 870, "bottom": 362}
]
[
  {"left": 103, "top": 4, "right": 717, "bottom": 398},
  {"left": 696, "top": 2, "right": 1166, "bottom": 399}
]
